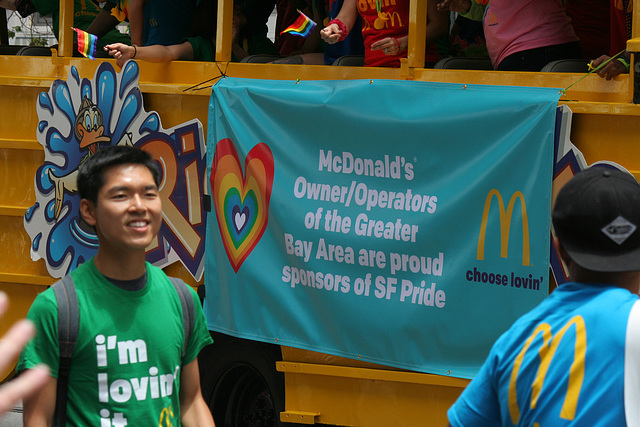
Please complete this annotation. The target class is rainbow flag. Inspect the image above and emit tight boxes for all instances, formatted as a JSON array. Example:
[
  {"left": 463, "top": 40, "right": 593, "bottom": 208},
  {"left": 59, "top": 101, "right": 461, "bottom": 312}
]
[
  {"left": 74, "top": 28, "right": 98, "bottom": 60},
  {"left": 279, "top": 10, "right": 317, "bottom": 37}
]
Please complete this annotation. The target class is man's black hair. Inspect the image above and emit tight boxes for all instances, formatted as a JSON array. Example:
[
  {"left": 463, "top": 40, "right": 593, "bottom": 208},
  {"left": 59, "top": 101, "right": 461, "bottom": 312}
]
[{"left": 77, "top": 145, "right": 161, "bottom": 205}]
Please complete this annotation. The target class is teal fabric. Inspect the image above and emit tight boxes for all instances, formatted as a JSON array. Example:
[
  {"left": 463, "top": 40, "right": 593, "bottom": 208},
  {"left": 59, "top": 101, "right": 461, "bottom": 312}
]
[{"left": 205, "top": 77, "right": 560, "bottom": 379}]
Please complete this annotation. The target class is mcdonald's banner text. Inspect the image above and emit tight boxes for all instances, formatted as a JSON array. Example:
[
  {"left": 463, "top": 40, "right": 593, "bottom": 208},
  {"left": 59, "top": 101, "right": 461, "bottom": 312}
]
[{"left": 205, "top": 78, "right": 560, "bottom": 379}]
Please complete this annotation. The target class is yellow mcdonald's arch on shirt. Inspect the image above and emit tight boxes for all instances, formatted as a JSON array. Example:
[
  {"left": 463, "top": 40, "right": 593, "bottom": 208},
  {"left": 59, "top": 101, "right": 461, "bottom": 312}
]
[
  {"left": 387, "top": 11, "right": 403, "bottom": 28},
  {"left": 159, "top": 406, "right": 174, "bottom": 427},
  {"left": 508, "top": 316, "right": 586, "bottom": 424},
  {"left": 477, "top": 189, "right": 530, "bottom": 266}
]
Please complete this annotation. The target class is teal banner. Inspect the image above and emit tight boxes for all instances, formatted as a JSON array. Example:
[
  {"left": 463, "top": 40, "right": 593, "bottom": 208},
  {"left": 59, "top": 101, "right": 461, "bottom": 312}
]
[{"left": 205, "top": 78, "right": 560, "bottom": 379}]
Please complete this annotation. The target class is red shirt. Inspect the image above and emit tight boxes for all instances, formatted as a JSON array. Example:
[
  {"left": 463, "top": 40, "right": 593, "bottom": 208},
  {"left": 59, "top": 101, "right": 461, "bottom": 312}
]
[
  {"left": 359, "top": 0, "right": 409, "bottom": 67},
  {"left": 359, "top": 0, "right": 439, "bottom": 68}
]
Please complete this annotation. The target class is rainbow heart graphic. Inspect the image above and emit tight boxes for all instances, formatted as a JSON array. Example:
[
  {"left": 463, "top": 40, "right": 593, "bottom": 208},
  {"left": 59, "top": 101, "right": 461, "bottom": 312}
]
[{"left": 210, "top": 138, "right": 274, "bottom": 272}]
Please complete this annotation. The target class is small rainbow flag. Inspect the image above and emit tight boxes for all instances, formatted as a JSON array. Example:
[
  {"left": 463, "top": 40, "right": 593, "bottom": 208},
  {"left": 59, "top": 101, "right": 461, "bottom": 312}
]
[
  {"left": 74, "top": 28, "right": 98, "bottom": 60},
  {"left": 279, "top": 10, "right": 317, "bottom": 38}
]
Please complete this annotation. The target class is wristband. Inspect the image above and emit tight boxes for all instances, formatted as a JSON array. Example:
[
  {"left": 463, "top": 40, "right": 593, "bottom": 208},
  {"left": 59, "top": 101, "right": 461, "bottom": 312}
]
[
  {"left": 328, "top": 19, "right": 348, "bottom": 42},
  {"left": 132, "top": 44, "right": 137, "bottom": 59},
  {"left": 617, "top": 57, "right": 630, "bottom": 72}
]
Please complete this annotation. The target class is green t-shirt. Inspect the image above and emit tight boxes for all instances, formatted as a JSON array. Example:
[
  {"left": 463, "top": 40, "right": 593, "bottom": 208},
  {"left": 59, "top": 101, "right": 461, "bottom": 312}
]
[
  {"left": 31, "top": 0, "right": 130, "bottom": 48},
  {"left": 18, "top": 259, "right": 213, "bottom": 426}
]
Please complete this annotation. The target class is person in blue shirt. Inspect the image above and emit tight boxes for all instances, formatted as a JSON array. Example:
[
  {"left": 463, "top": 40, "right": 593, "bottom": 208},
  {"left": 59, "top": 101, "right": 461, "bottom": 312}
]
[{"left": 448, "top": 166, "right": 640, "bottom": 426}]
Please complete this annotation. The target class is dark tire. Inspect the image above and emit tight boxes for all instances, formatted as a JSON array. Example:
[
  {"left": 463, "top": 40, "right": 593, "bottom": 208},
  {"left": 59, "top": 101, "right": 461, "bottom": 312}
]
[{"left": 199, "top": 332, "right": 286, "bottom": 427}]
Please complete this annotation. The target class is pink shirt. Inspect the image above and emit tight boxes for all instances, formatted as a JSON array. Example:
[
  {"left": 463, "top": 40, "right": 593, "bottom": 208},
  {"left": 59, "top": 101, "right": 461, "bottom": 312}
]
[{"left": 482, "top": 0, "right": 578, "bottom": 68}]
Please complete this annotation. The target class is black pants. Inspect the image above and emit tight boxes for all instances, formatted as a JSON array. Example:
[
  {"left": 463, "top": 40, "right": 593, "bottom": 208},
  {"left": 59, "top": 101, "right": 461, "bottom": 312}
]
[{"left": 497, "top": 41, "right": 582, "bottom": 71}]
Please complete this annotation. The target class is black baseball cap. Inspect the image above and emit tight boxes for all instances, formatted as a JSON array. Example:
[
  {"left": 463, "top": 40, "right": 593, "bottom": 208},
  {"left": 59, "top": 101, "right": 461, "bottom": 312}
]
[{"left": 552, "top": 166, "right": 640, "bottom": 272}]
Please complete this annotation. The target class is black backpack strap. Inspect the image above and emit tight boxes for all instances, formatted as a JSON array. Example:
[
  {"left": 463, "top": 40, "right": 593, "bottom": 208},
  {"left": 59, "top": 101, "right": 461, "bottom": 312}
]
[
  {"left": 169, "top": 277, "right": 195, "bottom": 359},
  {"left": 51, "top": 275, "right": 79, "bottom": 427}
]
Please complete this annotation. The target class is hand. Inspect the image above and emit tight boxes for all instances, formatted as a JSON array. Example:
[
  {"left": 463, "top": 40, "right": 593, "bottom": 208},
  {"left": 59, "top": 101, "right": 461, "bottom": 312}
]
[
  {"left": 437, "top": 0, "right": 471, "bottom": 13},
  {"left": 370, "top": 37, "right": 404, "bottom": 56},
  {"left": 104, "top": 43, "right": 135, "bottom": 68},
  {"left": 320, "top": 24, "right": 342, "bottom": 45},
  {"left": 591, "top": 55, "right": 628, "bottom": 80},
  {"left": 0, "top": 292, "right": 50, "bottom": 415}
]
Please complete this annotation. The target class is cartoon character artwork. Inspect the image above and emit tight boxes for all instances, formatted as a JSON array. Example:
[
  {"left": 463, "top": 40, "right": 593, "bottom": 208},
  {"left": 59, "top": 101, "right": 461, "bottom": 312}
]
[
  {"left": 25, "top": 61, "right": 207, "bottom": 279},
  {"left": 48, "top": 96, "right": 134, "bottom": 221}
]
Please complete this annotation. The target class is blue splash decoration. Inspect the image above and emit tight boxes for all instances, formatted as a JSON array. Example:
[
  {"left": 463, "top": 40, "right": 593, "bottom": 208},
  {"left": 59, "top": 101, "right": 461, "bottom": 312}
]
[
  {"left": 70, "top": 66, "right": 80, "bottom": 85},
  {"left": 24, "top": 60, "right": 207, "bottom": 280},
  {"left": 140, "top": 113, "right": 160, "bottom": 134},
  {"left": 25, "top": 61, "right": 147, "bottom": 276},
  {"left": 38, "top": 92, "right": 53, "bottom": 115},
  {"left": 120, "top": 61, "right": 139, "bottom": 99},
  {"left": 25, "top": 203, "right": 39, "bottom": 222},
  {"left": 32, "top": 233, "right": 42, "bottom": 251},
  {"left": 81, "top": 79, "right": 92, "bottom": 102}
]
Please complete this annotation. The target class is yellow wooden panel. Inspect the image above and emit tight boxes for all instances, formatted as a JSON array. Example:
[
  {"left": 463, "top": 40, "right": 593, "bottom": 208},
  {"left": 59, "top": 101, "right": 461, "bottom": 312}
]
[
  {"left": 0, "top": 148, "right": 43, "bottom": 208},
  {"left": 280, "top": 348, "right": 467, "bottom": 426}
]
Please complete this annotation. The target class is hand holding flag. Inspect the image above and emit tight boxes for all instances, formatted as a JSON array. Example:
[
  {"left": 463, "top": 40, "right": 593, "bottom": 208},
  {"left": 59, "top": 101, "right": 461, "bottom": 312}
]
[
  {"left": 280, "top": 10, "right": 317, "bottom": 38},
  {"left": 73, "top": 28, "right": 98, "bottom": 60}
]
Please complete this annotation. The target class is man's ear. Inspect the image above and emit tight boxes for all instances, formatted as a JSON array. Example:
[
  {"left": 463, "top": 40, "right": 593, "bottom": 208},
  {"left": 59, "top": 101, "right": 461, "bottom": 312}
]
[{"left": 80, "top": 199, "right": 97, "bottom": 226}]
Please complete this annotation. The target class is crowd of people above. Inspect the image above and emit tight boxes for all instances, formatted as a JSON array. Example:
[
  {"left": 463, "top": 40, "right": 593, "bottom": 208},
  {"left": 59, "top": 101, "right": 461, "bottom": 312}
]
[{"left": 0, "top": 0, "right": 633, "bottom": 77}]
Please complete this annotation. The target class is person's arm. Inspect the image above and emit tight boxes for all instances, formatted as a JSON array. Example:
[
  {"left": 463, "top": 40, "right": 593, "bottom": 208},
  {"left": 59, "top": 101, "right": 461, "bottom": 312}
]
[
  {"left": 320, "top": 0, "right": 358, "bottom": 44},
  {"left": 179, "top": 358, "right": 215, "bottom": 427},
  {"left": 22, "top": 375, "right": 57, "bottom": 427},
  {"left": 105, "top": 41, "right": 194, "bottom": 67},
  {"left": 0, "top": 0, "right": 16, "bottom": 10},
  {"left": 128, "top": 0, "right": 144, "bottom": 46}
]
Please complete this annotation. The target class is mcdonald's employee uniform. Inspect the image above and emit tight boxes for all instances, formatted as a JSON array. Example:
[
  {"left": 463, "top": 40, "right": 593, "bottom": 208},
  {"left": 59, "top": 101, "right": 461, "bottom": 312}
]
[
  {"left": 448, "top": 281, "right": 638, "bottom": 426},
  {"left": 17, "top": 259, "right": 212, "bottom": 426},
  {"left": 359, "top": 0, "right": 443, "bottom": 68}
]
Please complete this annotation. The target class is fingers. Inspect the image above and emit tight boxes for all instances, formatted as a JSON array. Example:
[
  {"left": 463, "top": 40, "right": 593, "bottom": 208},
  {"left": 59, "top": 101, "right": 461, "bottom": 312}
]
[
  {"left": 0, "top": 292, "right": 8, "bottom": 319},
  {"left": 590, "top": 55, "right": 609, "bottom": 68},
  {"left": 0, "top": 292, "right": 33, "bottom": 369},
  {"left": 320, "top": 25, "right": 341, "bottom": 44},
  {"left": 0, "top": 320, "right": 36, "bottom": 370},
  {"left": 0, "top": 365, "right": 51, "bottom": 415},
  {"left": 591, "top": 56, "right": 625, "bottom": 80},
  {"left": 0, "top": 292, "right": 52, "bottom": 415},
  {"left": 371, "top": 38, "right": 399, "bottom": 55}
]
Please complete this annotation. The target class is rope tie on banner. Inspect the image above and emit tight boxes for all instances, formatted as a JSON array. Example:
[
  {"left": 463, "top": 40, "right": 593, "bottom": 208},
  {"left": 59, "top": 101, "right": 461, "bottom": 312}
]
[
  {"left": 183, "top": 61, "right": 230, "bottom": 92},
  {"left": 560, "top": 50, "right": 627, "bottom": 101}
]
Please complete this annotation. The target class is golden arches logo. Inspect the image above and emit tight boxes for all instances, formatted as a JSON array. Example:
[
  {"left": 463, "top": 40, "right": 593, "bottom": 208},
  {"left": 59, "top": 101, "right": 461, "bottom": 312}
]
[
  {"left": 508, "top": 316, "right": 586, "bottom": 424},
  {"left": 477, "top": 189, "right": 530, "bottom": 266},
  {"left": 386, "top": 11, "right": 403, "bottom": 28},
  {"left": 158, "top": 406, "right": 174, "bottom": 427}
]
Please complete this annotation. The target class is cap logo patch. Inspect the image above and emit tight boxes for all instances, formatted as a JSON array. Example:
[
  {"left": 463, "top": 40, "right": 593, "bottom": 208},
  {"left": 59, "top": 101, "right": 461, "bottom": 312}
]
[{"left": 601, "top": 216, "right": 637, "bottom": 245}]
